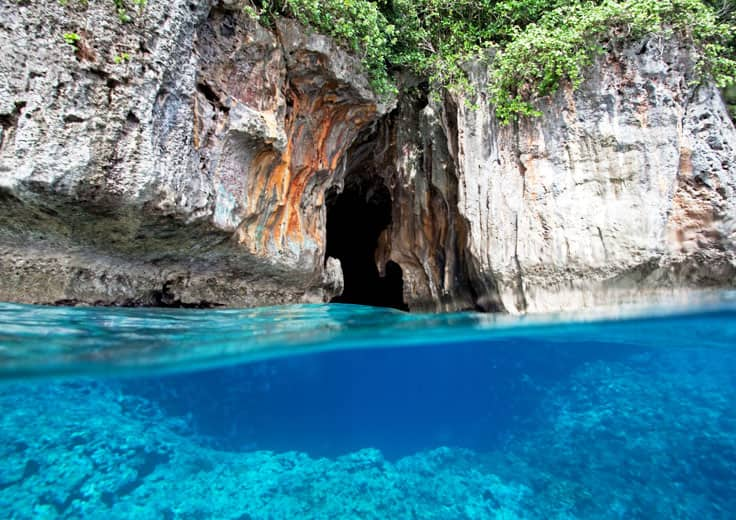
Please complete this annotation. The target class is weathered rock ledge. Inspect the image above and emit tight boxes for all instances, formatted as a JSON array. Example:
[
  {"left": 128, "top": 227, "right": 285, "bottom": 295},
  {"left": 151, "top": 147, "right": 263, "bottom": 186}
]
[{"left": 0, "top": 1, "right": 734, "bottom": 312}]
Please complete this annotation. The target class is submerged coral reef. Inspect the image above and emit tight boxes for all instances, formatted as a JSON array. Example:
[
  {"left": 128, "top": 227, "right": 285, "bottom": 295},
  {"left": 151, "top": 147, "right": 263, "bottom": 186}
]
[{"left": 0, "top": 342, "right": 733, "bottom": 519}]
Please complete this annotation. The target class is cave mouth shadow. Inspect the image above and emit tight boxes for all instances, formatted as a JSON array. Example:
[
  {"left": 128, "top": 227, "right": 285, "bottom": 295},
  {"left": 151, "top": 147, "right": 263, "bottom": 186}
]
[{"left": 326, "top": 177, "right": 409, "bottom": 311}]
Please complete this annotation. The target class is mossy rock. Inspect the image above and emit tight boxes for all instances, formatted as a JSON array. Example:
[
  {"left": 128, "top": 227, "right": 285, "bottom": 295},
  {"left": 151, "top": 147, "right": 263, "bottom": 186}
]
[{"left": 723, "top": 84, "right": 736, "bottom": 122}]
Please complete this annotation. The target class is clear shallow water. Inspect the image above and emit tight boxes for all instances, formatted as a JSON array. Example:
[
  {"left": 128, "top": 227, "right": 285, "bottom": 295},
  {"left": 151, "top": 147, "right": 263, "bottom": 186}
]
[{"left": 0, "top": 298, "right": 735, "bottom": 518}]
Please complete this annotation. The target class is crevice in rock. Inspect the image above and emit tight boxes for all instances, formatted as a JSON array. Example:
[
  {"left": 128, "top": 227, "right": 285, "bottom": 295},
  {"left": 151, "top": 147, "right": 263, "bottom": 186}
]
[
  {"left": 0, "top": 460, "right": 40, "bottom": 491},
  {"left": 147, "top": 280, "right": 223, "bottom": 309},
  {"left": 39, "top": 474, "right": 91, "bottom": 515},
  {"left": 512, "top": 119, "right": 529, "bottom": 312},
  {"left": 196, "top": 80, "right": 227, "bottom": 113},
  {"left": 512, "top": 213, "right": 528, "bottom": 312},
  {"left": 112, "top": 449, "right": 170, "bottom": 500},
  {"left": 126, "top": 110, "right": 140, "bottom": 125},
  {"left": 0, "top": 100, "right": 26, "bottom": 150},
  {"left": 326, "top": 175, "right": 408, "bottom": 311},
  {"left": 319, "top": 85, "right": 492, "bottom": 313},
  {"left": 63, "top": 114, "right": 86, "bottom": 123}
]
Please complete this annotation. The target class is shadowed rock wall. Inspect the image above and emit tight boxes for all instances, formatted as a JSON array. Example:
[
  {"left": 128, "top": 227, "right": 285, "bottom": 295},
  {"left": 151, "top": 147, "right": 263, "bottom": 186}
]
[{"left": 356, "top": 87, "right": 480, "bottom": 312}]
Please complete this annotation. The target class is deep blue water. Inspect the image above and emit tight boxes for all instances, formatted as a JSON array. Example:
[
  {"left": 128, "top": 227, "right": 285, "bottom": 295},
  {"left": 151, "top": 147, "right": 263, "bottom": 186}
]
[{"left": 0, "top": 297, "right": 735, "bottom": 518}]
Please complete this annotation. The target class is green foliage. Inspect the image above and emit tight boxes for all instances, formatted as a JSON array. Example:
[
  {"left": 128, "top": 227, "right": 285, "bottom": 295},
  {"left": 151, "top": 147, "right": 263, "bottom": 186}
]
[
  {"left": 292, "top": 0, "right": 398, "bottom": 93},
  {"left": 242, "top": 4, "right": 260, "bottom": 19},
  {"left": 113, "top": 52, "right": 131, "bottom": 64},
  {"left": 246, "top": 1, "right": 397, "bottom": 94},
  {"left": 383, "top": 0, "right": 567, "bottom": 93},
  {"left": 724, "top": 83, "right": 736, "bottom": 120},
  {"left": 54, "top": 0, "right": 735, "bottom": 120},
  {"left": 58, "top": 0, "right": 145, "bottom": 22},
  {"left": 113, "top": 0, "right": 146, "bottom": 23},
  {"left": 383, "top": 0, "right": 736, "bottom": 122},
  {"left": 58, "top": 0, "right": 88, "bottom": 7},
  {"left": 489, "top": 0, "right": 736, "bottom": 122},
  {"left": 113, "top": 0, "right": 132, "bottom": 22},
  {"left": 62, "top": 32, "right": 81, "bottom": 48},
  {"left": 246, "top": 0, "right": 734, "bottom": 122}
]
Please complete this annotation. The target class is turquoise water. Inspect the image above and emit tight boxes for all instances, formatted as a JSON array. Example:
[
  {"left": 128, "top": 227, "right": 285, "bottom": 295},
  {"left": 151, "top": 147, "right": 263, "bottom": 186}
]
[{"left": 0, "top": 297, "right": 735, "bottom": 518}]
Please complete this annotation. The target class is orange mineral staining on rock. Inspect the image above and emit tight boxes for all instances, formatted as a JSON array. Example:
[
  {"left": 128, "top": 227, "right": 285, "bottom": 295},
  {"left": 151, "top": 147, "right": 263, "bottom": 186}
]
[{"left": 234, "top": 76, "right": 381, "bottom": 265}]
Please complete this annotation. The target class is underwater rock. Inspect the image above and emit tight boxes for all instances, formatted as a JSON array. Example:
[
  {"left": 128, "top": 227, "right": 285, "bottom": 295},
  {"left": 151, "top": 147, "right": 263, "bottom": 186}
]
[
  {"left": 1, "top": 340, "right": 734, "bottom": 518},
  {"left": 0, "top": 382, "right": 532, "bottom": 519}
]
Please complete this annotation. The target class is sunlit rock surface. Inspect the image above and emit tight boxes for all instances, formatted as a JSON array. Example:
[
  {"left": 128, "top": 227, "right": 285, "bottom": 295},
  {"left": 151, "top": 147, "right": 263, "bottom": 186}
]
[
  {"left": 443, "top": 41, "right": 736, "bottom": 312},
  {"left": 0, "top": 1, "right": 734, "bottom": 310},
  {"left": 0, "top": 2, "right": 387, "bottom": 307}
]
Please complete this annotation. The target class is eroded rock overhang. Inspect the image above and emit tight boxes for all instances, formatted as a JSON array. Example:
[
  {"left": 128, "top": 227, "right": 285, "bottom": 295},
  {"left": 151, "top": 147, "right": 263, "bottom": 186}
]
[{"left": 0, "top": 2, "right": 402, "bottom": 308}]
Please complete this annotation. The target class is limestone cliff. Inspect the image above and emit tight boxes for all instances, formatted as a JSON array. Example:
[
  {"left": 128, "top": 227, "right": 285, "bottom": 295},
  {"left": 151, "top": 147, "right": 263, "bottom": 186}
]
[
  {"left": 0, "top": 1, "right": 385, "bottom": 306},
  {"left": 447, "top": 41, "right": 736, "bottom": 313},
  {"left": 0, "top": 1, "right": 734, "bottom": 312}
]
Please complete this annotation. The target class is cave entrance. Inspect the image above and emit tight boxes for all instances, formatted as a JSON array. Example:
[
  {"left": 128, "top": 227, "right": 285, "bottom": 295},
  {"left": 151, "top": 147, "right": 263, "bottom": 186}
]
[{"left": 326, "top": 177, "right": 408, "bottom": 311}]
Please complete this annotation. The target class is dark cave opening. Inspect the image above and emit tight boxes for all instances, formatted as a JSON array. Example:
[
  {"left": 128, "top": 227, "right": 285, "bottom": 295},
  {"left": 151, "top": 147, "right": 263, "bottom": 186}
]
[{"left": 326, "top": 177, "right": 408, "bottom": 311}]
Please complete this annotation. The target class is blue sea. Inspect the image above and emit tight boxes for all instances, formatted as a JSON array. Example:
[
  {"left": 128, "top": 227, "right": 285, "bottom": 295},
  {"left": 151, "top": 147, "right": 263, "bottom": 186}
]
[{"left": 0, "top": 296, "right": 735, "bottom": 519}]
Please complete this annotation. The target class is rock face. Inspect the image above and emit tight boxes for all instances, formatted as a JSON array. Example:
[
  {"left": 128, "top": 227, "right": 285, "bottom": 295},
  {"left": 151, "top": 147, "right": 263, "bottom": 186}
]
[
  {"left": 443, "top": 40, "right": 736, "bottom": 312},
  {"left": 359, "top": 39, "right": 736, "bottom": 313},
  {"left": 0, "top": 1, "right": 387, "bottom": 306},
  {"left": 0, "top": 1, "right": 734, "bottom": 311}
]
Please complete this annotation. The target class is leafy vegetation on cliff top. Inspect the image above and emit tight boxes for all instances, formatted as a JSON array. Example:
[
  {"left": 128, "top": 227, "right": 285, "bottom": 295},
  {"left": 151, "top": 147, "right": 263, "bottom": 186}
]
[{"left": 252, "top": 1, "right": 735, "bottom": 122}]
